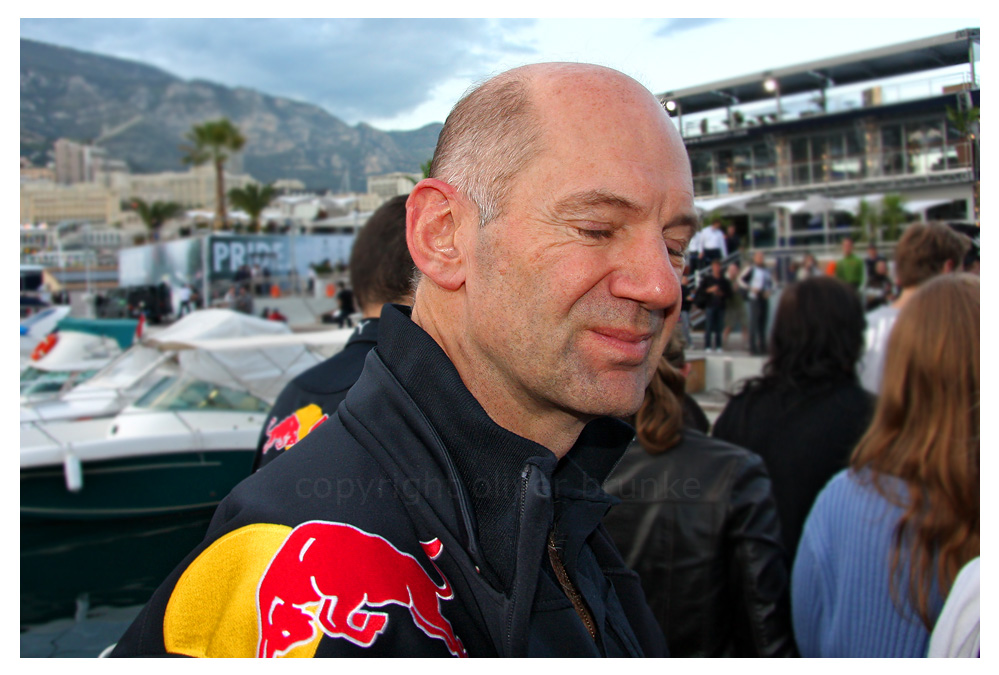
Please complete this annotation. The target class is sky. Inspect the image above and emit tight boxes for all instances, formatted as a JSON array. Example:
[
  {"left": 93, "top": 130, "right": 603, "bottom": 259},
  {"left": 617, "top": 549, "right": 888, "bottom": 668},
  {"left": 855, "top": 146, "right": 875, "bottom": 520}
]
[{"left": 19, "top": 14, "right": 980, "bottom": 132}]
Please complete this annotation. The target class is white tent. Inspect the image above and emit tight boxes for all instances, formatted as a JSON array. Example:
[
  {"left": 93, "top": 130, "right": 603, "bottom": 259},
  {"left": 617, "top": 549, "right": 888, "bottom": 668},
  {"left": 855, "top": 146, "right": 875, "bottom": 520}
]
[{"left": 694, "top": 192, "right": 763, "bottom": 214}]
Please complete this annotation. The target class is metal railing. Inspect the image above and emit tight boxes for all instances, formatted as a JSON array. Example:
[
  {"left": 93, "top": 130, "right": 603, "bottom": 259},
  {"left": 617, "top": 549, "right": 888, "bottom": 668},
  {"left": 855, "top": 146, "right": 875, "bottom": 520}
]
[
  {"left": 692, "top": 141, "right": 974, "bottom": 196},
  {"left": 680, "top": 71, "right": 976, "bottom": 139}
]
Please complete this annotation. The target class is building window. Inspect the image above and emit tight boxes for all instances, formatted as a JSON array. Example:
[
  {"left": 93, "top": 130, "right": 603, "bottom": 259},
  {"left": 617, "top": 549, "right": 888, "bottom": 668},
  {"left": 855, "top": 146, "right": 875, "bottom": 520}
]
[
  {"left": 880, "top": 124, "right": 904, "bottom": 176},
  {"left": 751, "top": 142, "right": 776, "bottom": 190},
  {"left": 791, "top": 137, "right": 811, "bottom": 185},
  {"left": 690, "top": 150, "right": 714, "bottom": 196}
]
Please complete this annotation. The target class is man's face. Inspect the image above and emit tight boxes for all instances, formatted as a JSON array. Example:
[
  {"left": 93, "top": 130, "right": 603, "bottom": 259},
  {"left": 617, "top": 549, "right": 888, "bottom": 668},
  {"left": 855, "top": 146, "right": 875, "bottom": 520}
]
[
  {"left": 711, "top": 261, "right": 722, "bottom": 277},
  {"left": 843, "top": 238, "right": 854, "bottom": 255},
  {"left": 754, "top": 251, "right": 765, "bottom": 267},
  {"left": 458, "top": 79, "right": 695, "bottom": 421},
  {"left": 868, "top": 246, "right": 878, "bottom": 259}
]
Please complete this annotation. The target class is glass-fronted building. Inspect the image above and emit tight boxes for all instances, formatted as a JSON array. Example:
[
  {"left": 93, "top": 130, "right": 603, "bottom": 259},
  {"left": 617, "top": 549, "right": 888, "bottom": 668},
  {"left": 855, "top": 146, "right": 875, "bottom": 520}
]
[{"left": 660, "top": 28, "right": 980, "bottom": 259}]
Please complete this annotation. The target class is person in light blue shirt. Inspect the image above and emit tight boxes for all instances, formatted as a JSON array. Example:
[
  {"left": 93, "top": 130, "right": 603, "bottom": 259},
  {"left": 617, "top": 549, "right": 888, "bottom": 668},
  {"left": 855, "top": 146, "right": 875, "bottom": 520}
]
[{"left": 792, "top": 274, "right": 979, "bottom": 657}]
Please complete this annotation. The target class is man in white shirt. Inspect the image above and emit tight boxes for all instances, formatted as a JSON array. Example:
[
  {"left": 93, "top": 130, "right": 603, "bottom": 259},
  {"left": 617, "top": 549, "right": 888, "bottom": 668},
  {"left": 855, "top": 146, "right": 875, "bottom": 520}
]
[
  {"left": 688, "top": 226, "right": 705, "bottom": 271},
  {"left": 858, "top": 223, "right": 969, "bottom": 393},
  {"left": 738, "top": 251, "right": 773, "bottom": 355},
  {"left": 176, "top": 284, "right": 193, "bottom": 317},
  {"left": 700, "top": 220, "right": 728, "bottom": 267}
]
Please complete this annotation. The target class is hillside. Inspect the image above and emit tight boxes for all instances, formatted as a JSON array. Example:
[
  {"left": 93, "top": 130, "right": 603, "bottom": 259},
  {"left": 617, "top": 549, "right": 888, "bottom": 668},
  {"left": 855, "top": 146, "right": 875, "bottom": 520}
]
[{"left": 20, "top": 39, "right": 442, "bottom": 191}]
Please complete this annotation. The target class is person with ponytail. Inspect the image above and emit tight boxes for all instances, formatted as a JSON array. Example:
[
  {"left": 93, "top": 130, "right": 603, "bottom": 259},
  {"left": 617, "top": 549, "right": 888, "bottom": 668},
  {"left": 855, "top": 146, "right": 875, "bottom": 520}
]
[
  {"left": 603, "top": 328, "right": 796, "bottom": 657},
  {"left": 791, "top": 274, "right": 979, "bottom": 657}
]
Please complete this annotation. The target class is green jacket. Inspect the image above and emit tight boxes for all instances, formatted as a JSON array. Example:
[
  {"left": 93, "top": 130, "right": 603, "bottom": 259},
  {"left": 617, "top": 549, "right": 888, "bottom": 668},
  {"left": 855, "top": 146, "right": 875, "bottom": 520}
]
[{"left": 835, "top": 254, "right": 864, "bottom": 289}]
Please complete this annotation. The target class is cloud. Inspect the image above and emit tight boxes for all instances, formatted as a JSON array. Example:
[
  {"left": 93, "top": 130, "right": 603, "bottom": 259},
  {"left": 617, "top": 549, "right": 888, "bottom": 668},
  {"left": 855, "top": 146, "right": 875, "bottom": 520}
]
[
  {"left": 19, "top": 18, "right": 539, "bottom": 125},
  {"left": 654, "top": 18, "right": 726, "bottom": 38}
]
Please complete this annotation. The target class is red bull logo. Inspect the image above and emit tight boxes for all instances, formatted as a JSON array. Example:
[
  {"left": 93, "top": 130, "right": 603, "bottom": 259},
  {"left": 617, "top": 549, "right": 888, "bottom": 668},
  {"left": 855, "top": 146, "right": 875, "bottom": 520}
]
[
  {"left": 262, "top": 404, "right": 328, "bottom": 455},
  {"left": 256, "top": 521, "right": 467, "bottom": 658}
]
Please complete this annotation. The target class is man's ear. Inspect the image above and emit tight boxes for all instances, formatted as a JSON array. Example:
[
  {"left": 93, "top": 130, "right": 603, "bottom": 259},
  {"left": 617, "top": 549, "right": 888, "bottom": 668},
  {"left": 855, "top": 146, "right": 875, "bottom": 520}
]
[
  {"left": 943, "top": 259, "right": 956, "bottom": 274},
  {"left": 406, "top": 178, "right": 468, "bottom": 291}
]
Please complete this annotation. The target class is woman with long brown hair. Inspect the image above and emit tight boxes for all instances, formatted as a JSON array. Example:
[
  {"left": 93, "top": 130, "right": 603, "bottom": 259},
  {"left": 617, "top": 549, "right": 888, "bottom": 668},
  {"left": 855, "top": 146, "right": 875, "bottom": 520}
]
[
  {"left": 791, "top": 273, "right": 979, "bottom": 657},
  {"left": 603, "top": 328, "right": 796, "bottom": 657}
]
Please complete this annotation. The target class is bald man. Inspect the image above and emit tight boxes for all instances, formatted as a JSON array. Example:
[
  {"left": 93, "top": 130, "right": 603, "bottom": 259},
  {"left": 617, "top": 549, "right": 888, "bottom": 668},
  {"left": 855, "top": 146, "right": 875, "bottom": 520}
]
[{"left": 112, "top": 63, "right": 695, "bottom": 658}]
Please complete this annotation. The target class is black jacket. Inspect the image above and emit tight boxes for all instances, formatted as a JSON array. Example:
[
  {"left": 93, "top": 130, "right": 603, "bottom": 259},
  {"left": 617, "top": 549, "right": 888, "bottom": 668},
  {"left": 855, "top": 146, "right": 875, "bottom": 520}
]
[
  {"left": 695, "top": 273, "right": 731, "bottom": 310},
  {"left": 252, "top": 318, "right": 379, "bottom": 472},
  {"left": 712, "top": 380, "right": 875, "bottom": 561},
  {"left": 111, "top": 304, "right": 665, "bottom": 658},
  {"left": 603, "top": 429, "right": 796, "bottom": 657}
]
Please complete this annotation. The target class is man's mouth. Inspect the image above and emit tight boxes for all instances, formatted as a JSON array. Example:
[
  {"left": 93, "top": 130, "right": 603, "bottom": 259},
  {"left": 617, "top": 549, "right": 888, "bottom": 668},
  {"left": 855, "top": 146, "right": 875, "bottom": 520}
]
[{"left": 589, "top": 327, "right": 655, "bottom": 364}]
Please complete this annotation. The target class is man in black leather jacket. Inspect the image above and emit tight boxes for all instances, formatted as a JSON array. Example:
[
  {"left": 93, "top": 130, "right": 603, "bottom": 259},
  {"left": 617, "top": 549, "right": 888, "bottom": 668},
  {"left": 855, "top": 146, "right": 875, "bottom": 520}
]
[
  {"left": 603, "top": 331, "right": 796, "bottom": 657},
  {"left": 110, "top": 63, "right": 697, "bottom": 658}
]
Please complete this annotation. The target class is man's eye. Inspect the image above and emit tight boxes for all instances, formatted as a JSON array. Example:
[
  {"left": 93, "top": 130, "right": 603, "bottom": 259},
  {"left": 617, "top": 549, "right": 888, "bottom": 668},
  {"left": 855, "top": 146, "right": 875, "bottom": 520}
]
[
  {"left": 666, "top": 240, "right": 687, "bottom": 259},
  {"left": 579, "top": 228, "right": 613, "bottom": 240}
]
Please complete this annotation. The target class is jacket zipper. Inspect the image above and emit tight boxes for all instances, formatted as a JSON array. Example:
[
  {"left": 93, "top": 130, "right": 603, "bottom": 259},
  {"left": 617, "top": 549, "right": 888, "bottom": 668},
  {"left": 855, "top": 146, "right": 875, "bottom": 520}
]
[{"left": 547, "top": 530, "right": 598, "bottom": 643}]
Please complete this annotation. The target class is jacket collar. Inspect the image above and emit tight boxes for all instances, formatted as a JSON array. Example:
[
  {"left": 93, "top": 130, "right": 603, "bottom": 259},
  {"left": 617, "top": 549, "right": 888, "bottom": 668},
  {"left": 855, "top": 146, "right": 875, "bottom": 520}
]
[
  {"left": 345, "top": 316, "right": 380, "bottom": 346},
  {"left": 375, "top": 304, "right": 633, "bottom": 590}
]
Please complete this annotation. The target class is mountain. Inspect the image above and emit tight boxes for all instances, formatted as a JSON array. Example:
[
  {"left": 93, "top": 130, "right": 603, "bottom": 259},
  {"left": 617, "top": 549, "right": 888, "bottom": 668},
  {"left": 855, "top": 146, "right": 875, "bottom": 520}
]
[{"left": 20, "top": 39, "right": 442, "bottom": 191}]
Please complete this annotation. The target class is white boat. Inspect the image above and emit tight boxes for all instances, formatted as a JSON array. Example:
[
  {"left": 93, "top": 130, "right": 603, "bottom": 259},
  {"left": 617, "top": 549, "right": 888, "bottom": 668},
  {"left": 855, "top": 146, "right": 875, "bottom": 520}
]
[
  {"left": 21, "top": 309, "right": 294, "bottom": 424},
  {"left": 20, "top": 317, "right": 138, "bottom": 405},
  {"left": 20, "top": 311, "right": 353, "bottom": 520},
  {"left": 20, "top": 305, "right": 72, "bottom": 367}
]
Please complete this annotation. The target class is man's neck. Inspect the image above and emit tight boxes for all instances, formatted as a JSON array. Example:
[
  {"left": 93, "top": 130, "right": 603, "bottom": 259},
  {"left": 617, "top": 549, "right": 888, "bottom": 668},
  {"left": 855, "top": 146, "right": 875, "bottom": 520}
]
[
  {"left": 892, "top": 286, "right": 917, "bottom": 310},
  {"left": 411, "top": 290, "right": 585, "bottom": 459}
]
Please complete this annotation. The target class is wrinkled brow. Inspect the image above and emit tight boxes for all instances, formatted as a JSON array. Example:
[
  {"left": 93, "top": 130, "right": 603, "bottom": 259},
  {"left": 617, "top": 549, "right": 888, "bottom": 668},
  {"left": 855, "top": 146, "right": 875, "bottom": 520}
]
[{"left": 552, "top": 189, "right": 642, "bottom": 217}]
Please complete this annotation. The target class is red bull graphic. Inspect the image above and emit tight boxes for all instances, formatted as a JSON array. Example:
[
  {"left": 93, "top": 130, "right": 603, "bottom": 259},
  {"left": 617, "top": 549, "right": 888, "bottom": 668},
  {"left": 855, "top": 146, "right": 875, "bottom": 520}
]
[
  {"left": 262, "top": 404, "right": 328, "bottom": 455},
  {"left": 256, "top": 521, "right": 467, "bottom": 658}
]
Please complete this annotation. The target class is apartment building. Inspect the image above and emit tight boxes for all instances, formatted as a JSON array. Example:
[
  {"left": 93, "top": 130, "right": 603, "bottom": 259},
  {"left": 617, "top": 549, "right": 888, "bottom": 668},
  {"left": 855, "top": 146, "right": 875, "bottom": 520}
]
[
  {"left": 367, "top": 172, "right": 420, "bottom": 201},
  {"left": 126, "top": 164, "right": 258, "bottom": 208},
  {"left": 20, "top": 181, "right": 123, "bottom": 225}
]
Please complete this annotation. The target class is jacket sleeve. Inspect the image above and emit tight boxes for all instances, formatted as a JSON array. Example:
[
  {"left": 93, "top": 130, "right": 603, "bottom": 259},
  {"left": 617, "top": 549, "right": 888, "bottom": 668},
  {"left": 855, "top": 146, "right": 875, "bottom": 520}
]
[{"left": 725, "top": 454, "right": 798, "bottom": 657}]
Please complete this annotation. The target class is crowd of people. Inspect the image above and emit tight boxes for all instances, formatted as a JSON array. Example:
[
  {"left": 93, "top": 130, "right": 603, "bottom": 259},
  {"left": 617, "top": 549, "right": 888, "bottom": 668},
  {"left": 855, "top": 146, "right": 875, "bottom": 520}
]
[
  {"left": 630, "top": 220, "right": 977, "bottom": 657},
  {"left": 108, "top": 63, "right": 978, "bottom": 659},
  {"left": 680, "top": 223, "right": 978, "bottom": 357}
]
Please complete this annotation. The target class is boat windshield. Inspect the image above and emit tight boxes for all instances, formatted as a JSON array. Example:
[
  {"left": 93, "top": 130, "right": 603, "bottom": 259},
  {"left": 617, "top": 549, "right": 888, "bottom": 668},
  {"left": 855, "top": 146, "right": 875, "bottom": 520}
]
[
  {"left": 132, "top": 375, "right": 270, "bottom": 413},
  {"left": 20, "top": 367, "right": 100, "bottom": 397}
]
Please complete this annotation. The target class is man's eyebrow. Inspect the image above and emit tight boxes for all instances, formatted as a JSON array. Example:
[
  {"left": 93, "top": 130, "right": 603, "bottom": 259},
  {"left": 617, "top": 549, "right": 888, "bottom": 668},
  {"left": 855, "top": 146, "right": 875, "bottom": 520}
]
[{"left": 552, "top": 190, "right": 642, "bottom": 216}]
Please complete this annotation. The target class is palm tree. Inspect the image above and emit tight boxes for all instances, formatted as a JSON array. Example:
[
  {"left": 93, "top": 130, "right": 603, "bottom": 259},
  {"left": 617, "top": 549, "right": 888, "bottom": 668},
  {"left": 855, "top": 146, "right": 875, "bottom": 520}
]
[
  {"left": 879, "top": 194, "right": 908, "bottom": 242},
  {"left": 128, "top": 198, "right": 183, "bottom": 240},
  {"left": 181, "top": 118, "right": 246, "bottom": 230},
  {"left": 404, "top": 159, "right": 434, "bottom": 186},
  {"left": 947, "top": 104, "right": 980, "bottom": 219},
  {"left": 229, "top": 183, "right": 277, "bottom": 233},
  {"left": 855, "top": 199, "right": 878, "bottom": 243}
]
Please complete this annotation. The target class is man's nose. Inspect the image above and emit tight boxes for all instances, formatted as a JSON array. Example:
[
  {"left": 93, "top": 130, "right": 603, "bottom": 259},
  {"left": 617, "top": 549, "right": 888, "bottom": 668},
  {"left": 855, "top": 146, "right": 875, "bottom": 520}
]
[{"left": 608, "top": 228, "right": 680, "bottom": 312}]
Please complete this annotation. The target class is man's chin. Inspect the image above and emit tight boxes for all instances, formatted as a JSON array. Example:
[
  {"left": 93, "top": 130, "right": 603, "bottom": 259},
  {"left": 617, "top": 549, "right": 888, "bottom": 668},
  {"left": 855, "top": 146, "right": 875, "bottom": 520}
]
[{"left": 573, "top": 384, "right": 647, "bottom": 420}]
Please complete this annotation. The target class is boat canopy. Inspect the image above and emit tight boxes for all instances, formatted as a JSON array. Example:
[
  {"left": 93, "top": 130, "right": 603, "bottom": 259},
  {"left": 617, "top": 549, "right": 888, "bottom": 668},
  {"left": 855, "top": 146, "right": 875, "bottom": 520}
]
[
  {"left": 77, "top": 309, "right": 350, "bottom": 404},
  {"left": 55, "top": 317, "right": 139, "bottom": 351},
  {"left": 168, "top": 327, "right": 354, "bottom": 403},
  {"left": 27, "top": 330, "right": 122, "bottom": 374}
]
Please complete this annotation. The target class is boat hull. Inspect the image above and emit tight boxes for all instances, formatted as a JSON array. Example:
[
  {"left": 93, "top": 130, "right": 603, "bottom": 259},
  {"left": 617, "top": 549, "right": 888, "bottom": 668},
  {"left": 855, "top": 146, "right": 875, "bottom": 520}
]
[{"left": 20, "top": 450, "right": 254, "bottom": 521}]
